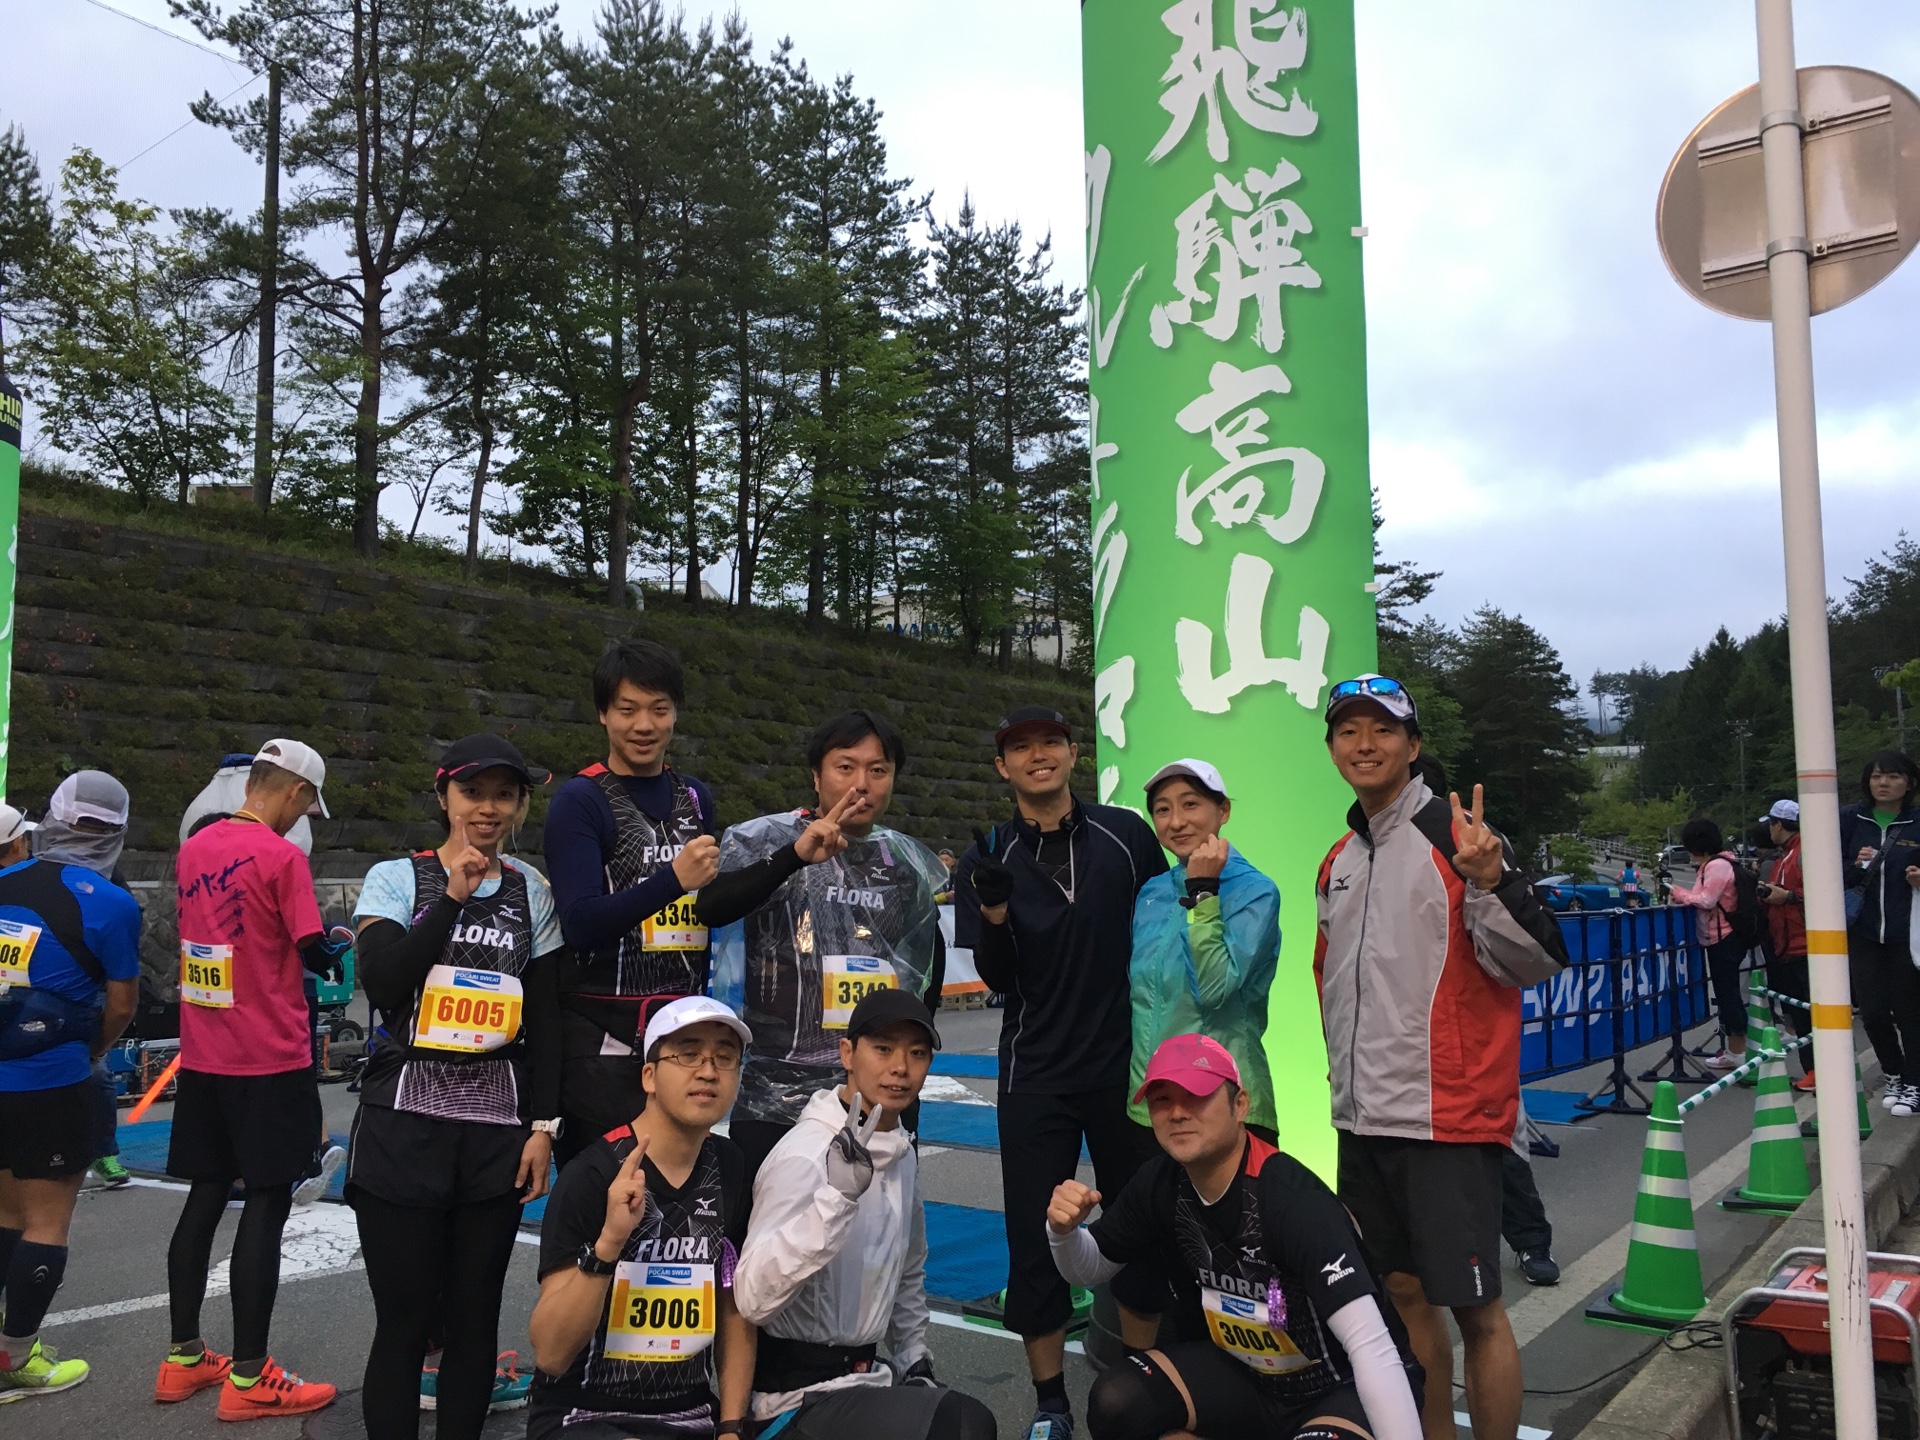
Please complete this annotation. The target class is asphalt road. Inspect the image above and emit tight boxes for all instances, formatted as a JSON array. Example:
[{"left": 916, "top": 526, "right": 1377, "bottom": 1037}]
[{"left": 26, "top": 995, "right": 1863, "bottom": 1440}]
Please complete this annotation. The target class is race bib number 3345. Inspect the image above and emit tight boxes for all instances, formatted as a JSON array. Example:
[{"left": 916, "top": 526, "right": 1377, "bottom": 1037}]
[
  {"left": 605, "top": 1262, "right": 716, "bottom": 1362},
  {"left": 181, "top": 941, "right": 235, "bottom": 1009},
  {"left": 642, "top": 897, "right": 708, "bottom": 952}
]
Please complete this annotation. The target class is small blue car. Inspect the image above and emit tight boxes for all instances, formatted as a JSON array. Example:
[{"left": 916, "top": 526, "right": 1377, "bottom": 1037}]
[{"left": 1533, "top": 874, "right": 1626, "bottom": 912}]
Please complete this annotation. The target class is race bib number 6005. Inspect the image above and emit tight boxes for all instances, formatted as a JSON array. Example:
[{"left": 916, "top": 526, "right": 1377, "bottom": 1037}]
[
  {"left": 412, "top": 965, "right": 524, "bottom": 1053},
  {"left": 0, "top": 918, "right": 42, "bottom": 991},
  {"left": 181, "top": 941, "right": 235, "bottom": 1009},
  {"left": 605, "top": 1262, "right": 716, "bottom": 1362},
  {"left": 822, "top": 955, "right": 897, "bottom": 1030}
]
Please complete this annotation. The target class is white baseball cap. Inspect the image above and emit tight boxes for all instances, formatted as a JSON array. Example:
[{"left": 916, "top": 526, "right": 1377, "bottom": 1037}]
[
  {"left": 1766, "top": 799, "right": 1801, "bottom": 823},
  {"left": 642, "top": 995, "right": 753, "bottom": 1061},
  {"left": 255, "top": 739, "right": 330, "bottom": 817},
  {"left": 0, "top": 804, "right": 37, "bottom": 846},
  {"left": 1143, "top": 758, "right": 1229, "bottom": 802},
  {"left": 48, "top": 771, "right": 129, "bottom": 827}
]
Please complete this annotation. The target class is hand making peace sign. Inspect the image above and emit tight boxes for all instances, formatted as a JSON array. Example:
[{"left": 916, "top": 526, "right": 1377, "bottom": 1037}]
[
  {"left": 1448, "top": 784, "right": 1506, "bottom": 890},
  {"left": 795, "top": 790, "right": 858, "bottom": 865}
]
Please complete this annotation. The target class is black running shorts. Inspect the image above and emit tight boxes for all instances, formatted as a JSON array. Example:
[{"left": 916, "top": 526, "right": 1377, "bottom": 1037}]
[
  {"left": 0, "top": 1079, "right": 96, "bottom": 1179},
  {"left": 168, "top": 1066, "right": 323, "bottom": 1189},
  {"left": 1336, "top": 1130, "right": 1504, "bottom": 1308}
]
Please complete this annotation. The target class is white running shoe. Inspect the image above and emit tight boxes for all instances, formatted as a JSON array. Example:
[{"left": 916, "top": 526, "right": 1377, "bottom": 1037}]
[
  {"left": 1894, "top": 1083, "right": 1920, "bottom": 1119},
  {"left": 294, "top": 1145, "right": 347, "bottom": 1206},
  {"left": 1883, "top": 1077, "right": 1906, "bottom": 1111}
]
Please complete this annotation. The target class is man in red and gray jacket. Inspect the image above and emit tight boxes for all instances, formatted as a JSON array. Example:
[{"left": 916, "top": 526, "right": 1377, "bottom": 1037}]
[{"left": 1313, "top": 675, "right": 1567, "bottom": 1440}]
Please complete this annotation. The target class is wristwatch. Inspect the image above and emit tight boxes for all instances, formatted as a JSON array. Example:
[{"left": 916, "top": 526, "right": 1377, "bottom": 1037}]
[
  {"left": 716, "top": 1421, "right": 754, "bottom": 1439},
  {"left": 531, "top": 1118, "right": 563, "bottom": 1138},
  {"left": 575, "top": 1241, "right": 618, "bottom": 1277}
]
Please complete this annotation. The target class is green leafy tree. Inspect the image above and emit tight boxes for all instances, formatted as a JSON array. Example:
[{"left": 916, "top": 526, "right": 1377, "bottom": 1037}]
[
  {"left": 0, "top": 125, "right": 53, "bottom": 357},
  {"left": 17, "top": 152, "right": 241, "bottom": 504}
]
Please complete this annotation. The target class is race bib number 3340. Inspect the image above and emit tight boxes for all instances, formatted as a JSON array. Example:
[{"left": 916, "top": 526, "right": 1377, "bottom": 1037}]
[
  {"left": 605, "top": 1262, "right": 716, "bottom": 1362},
  {"left": 822, "top": 955, "right": 897, "bottom": 1030}
]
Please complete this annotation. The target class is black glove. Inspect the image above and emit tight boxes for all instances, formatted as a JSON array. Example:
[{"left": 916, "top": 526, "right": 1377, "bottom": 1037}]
[
  {"left": 970, "top": 827, "right": 1014, "bottom": 909},
  {"left": 898, "top": 1355, "right": 938, "bottom": 1387}
]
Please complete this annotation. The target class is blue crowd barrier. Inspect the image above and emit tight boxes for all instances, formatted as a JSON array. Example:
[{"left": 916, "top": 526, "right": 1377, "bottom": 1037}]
[{"left": 1519, "top": 904, "right": 1715, "bottom": 1116}]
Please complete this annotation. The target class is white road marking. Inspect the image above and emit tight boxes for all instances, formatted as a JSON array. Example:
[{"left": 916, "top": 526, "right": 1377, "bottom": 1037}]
[
  {"left": 920, "top": 1076, "right": 993, "bottom": 1107},
  {"left": 43, "top": 1202, "right": 366, "bottom": 1330},
  {"left": 1457, "top": 1412, "right": 1550, "bottom": 1440},
  {"left": 926, "top": 1310, "right": 1085, "bottom": 1354}
]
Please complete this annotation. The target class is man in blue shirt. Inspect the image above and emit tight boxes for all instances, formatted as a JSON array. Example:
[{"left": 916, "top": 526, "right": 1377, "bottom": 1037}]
[
  {"left": 542, "top": 641, "right": 722, "bottom": 1162},
  {"left": 0, "top": 798, "right": 142, "bottom": 1402}
]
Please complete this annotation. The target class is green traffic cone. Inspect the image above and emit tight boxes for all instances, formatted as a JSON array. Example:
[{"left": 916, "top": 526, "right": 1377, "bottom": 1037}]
[
  {"left": 1589, "top": 1080, "right": 1705, "bottom": 1327},
  {"left": 1747, "top": 964, "right": 1771, "bottom": 1039},
  {"left": 1727, "top": 1025, "right": 1812, "bottom": 1213},
  {"left": 1857, "top": 1051, "right": 1874, "bottom": 1140}
]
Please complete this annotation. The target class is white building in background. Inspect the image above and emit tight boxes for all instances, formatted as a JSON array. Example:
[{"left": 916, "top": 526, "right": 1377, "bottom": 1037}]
[{"left": 1587, "top": 744, "right": 1643, "bottom": 785}]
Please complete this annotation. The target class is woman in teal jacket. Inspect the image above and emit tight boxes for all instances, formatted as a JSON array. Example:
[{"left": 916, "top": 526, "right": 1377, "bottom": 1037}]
[{"left": 1131, "top": 759, "right": 1280, "bottom": 1138}]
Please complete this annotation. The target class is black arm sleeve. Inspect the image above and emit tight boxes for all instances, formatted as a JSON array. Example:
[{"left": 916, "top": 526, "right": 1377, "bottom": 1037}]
[
  {"left": 971, "top": 918, "right": 1016, "bottom": 993},
  {"left": 356, "top": 902, "right": 461, "bottom": 1013},
  {"left": 693, "top": 844, "right": 806, "bottom": 929},
  {"left": 523, "top": 949, "right": 562, "bottom": 1120},
  {"left": 925, "top": 926, "right": 947, "bottom": 1004},
  {"left": 1086, "top": 1157, "right": 1172, "bottom": 1266}
]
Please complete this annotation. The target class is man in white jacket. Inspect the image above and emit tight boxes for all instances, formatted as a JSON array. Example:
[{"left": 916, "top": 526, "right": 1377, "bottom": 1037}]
[{"left": 734, "top": 988, "right": 995, "bottom": 1440}]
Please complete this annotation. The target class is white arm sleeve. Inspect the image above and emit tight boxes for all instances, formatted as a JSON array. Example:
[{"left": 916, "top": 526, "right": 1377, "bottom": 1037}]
[
  {"left": 1046, "top": 1224, "right": 1123, "bottom": 1287},
  {"left": 1326, "top": 1296, "right": 1423, "bottom": 1440},
  {"left": 886, "top": 1169, "right": 931, "bottom": 1367}
]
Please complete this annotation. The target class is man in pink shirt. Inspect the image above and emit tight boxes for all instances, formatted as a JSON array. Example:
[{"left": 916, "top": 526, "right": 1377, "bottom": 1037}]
[
  {"left": 1669, "top": 817, "right": 1749, "bottom": 1072},
  {"left": 158, "top": 739, "right": 340, "bottom": 1420}
]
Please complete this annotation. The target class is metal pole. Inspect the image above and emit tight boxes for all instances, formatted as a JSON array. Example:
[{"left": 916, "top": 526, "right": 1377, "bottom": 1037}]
[
  {"left": 252, "top": 61, "right": 281, "bottom": 513},
  {"left": 1753, "top": 2, "right": 1876, "bottom": 1432}
]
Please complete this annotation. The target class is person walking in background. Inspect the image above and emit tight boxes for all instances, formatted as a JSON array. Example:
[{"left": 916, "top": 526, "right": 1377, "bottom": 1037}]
[
  {"left": 348, "top": 735, "right": 564, "bottom": 1438},
  {"left": 0, "top": 800, "right": 141, "bottom": 1401},
  {"left": 1668, "top": 819, "right": 1752, "bottom": 1075},
  {"left": 544, "top": 641, "right": 722, "bottom": 1162},
  {"left": 31, "top": 772, "right": 137, "bottom": 1191},
  {"left": 1757, "top": 800, "right": 1813, "bottom": 1091},
  {"left": 1840, "top": 751, "right": 1920, "bottom": 1116},
  {"left": 159, "top": 740, "right": 340, "bottom": 1419},
  {"left": 1619, "top": 858, "right": 1642, "bottom": 906},
  {"left": 955, "top": 706, "right": 1168, "bottom": 1440},
  {"left": 1130, "top": 759, "right": 1279, "bottom": 1141},
  {"left": 1314, "top": 674, "right": 1567, "bottom": 1440}
]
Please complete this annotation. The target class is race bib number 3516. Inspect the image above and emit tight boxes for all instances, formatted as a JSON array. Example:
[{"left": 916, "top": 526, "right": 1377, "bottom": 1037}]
[
  {"left": 0, "top": 918, "right": 42, "bottom": 991},
  {"left": 822, "top": 955, "right": 897, "bottom": 1030},
  {"left": 605, "top": 1262, "right": 716, "bottom": 1362},
  {"left": 181, "top": 941, "right": 235, "bottom": 1009}
]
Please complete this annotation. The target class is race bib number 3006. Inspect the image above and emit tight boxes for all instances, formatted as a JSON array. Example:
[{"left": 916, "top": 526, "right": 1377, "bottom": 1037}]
[
  {"left": 0, "top": 918, "right": 42, "bottom": 991},
  {"left": 605, "top": 1262, "right": 716, "bottom": 1362},
  {"left": 181, "top": 941, "right": 235, "bottom": 1009},
  {"left": 642, "top": 897, "right": 708, "bottom": 952},
  {"left": 822, "top": 955, "right": 897, "bottom": 1030},
  {"left": 412, "top": 965, "right": 524, "bottom": 1053}
]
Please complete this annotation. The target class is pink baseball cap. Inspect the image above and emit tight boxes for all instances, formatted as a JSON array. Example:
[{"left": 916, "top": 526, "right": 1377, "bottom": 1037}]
[{"left": 1133, "top": 1033, "right": 1242, "bottom": 1104}]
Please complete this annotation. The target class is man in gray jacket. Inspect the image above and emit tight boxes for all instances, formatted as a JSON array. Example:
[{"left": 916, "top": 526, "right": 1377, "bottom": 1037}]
[{"left": 1313, "top": 675, "right": 1567, "bottom": 1440}]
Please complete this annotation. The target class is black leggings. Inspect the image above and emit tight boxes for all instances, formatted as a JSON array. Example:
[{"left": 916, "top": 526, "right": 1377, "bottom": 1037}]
[
  {"left": 1086, "top": 1343, "right": 1385, "bottom": 1439},
  {"left": 1852, "top": 935, "right": 1920, "bottom": 1081},
  {"left": 353, "top": 1189, "right": 522, "bottom": 1440},
  {"left": 167, "top": 1180, "right": 294, "bottom": 1361},
  {"left": 784, "top": 1384, "right": 997, "bottom": 1440},
  {"left": 1705, "top": 936, "right": 1750, "bottom": 1041}
]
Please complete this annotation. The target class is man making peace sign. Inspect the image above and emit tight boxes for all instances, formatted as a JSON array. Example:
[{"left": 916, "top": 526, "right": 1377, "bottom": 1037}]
[{"left": 1313, "top": 676, "right": 1568, "bottom": 1440}]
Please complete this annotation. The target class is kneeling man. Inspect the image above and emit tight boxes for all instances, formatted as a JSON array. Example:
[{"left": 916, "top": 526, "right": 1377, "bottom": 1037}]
[
  {"left": 735, "top": 988, "right": 994, "bottom": 1440},
  {"left": 1048, "top": 1035, "right": 1423, "bottom": 1440}
]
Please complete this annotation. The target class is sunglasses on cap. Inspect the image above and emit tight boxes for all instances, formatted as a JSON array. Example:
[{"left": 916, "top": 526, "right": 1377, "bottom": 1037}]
[{"left": 1324, "top": 675, "right": 1410, "bottom": 715}]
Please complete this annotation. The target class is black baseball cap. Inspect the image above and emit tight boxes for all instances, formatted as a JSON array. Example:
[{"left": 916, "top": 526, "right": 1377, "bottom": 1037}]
[
  {"left": 994, "top": 705, "right": 1073, "bottom": 751},
  {"left": 846, "top": 988, "right": 943, "bottom": 1050},
  {"left": 435, "top": 733, "right": 552, "bottom": 787}
]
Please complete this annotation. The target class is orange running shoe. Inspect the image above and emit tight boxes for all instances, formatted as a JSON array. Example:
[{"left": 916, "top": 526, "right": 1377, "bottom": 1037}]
[
  {"left": 215, "top": 1359, "right": 336, "bottom": 1421},
  {"left": 154, "top": 1347, "right": 232, "bottom": 1402}
]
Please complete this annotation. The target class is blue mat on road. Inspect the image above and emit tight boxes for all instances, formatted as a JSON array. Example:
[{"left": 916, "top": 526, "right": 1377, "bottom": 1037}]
[
  {"left": 931, "top": 1054, "right": 998, "bottom": 1078},
  {"left": 916, "top": 1100, "right": 1088, "bottom": 1162},
  {"left": 925, "top": 1202, "right": 1007, "bottom": 1302},
  {"left": 1522, "top": 1087, "right": 1605, "bottom": 1125}
]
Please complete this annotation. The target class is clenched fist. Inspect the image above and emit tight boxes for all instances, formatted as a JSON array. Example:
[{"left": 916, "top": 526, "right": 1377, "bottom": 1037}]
[
  {"left": 672, "top": 835, "right": 721, "bottom": 891},
  {"left": 1047, "top": 1179, "right": 1101, "bottom": 1236}
]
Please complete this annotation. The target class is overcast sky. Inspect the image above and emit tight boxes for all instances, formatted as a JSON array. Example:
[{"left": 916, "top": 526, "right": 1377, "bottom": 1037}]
[{"left": 9, "top": 0, "right": 1920, "bottom": 708}]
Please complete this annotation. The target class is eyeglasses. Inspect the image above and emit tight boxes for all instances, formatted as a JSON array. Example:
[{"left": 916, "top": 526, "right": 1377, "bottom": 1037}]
[{"left": 655, "top": 1046, "right": 742, "bottom": 1072}]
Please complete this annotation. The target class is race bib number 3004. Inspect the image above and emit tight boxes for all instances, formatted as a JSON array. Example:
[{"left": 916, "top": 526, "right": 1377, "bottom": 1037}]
[
  {"left": 412, "top": 965, "right": 524, "bottom": 1053},
  {"left": 0, "top": 918, "right": 42, "bottom": 991},
  {"left": 1202, "top": 1287, "right": 1312, "bottom": 1374},
  {"left": 605, "top": 1262, "right": 716, "bottom": 1362},
  {"left": 822, "top": 955, "right": 897, "bottom": 1030},
  {"left": 642, "top": 897, "right": 708, "bottom": 952},
  {"left": 181, "top": 941, "right": 235, "bottom": 1009}
]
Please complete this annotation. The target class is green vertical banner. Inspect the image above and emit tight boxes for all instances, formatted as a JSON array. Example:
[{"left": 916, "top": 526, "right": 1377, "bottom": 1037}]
[
  {"left": 0, "top": 350, "right": 19, "bottom": 800},
  {"left": 1080, "top": 0, "right": 1375, "bottom": 1178}
]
